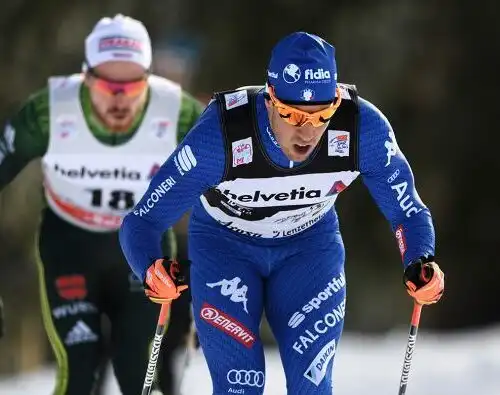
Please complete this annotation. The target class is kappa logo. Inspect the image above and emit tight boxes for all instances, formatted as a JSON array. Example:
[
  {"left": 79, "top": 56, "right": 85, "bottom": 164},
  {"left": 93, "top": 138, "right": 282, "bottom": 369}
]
[
  {"left": 174, "top": 145, "right": 197, "bottom": 176},
  {"left": 206, "top": 277, "right": 249, "bottom": 313},
  {"left": 385, "top": 130, "right": 398, "bottom": 167}
]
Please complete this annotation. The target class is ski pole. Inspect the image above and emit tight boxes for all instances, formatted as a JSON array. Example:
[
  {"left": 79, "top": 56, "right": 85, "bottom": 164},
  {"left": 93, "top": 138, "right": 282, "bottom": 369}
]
[
  {"left": 142, "top": 302, "right": 172, "bottom": 395},
  {"left": 398, "top": 302, "right": 423, "bottom": 395}
]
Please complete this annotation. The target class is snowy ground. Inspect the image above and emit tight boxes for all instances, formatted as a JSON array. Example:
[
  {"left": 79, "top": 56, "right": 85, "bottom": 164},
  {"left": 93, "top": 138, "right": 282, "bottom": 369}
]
[{"left": 1, "top": 326, "right": 500, "bottom": 395}]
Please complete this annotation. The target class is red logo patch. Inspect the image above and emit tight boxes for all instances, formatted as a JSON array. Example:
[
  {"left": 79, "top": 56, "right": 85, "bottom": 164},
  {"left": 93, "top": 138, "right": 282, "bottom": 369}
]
[
  {"left": 395, "top": 225, "right": 407, "bottom": 260},
  {"left": 55, "top": 275, "right": 87, "bottom": 300},
  {"left": 200, "top": 303, "right": 255, "bottom": 348}
]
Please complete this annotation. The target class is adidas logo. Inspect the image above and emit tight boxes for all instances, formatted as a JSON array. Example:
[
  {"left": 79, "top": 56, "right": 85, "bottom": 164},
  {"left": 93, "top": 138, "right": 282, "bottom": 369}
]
[
  {"left": 65, "top": 320, "right": 98, "bottom": 346},
  {"left": 174, "top": 145, "right": 197, "bottom": 176}
]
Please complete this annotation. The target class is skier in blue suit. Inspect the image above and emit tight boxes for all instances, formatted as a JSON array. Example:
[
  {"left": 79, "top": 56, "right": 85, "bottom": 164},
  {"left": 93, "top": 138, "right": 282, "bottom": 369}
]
[{"left": 119, "top": 32, "right": 445, "bottom": 394}]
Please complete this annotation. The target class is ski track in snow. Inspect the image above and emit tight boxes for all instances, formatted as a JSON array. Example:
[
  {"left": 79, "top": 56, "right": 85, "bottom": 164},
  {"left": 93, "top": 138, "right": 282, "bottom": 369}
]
[{"left": 1, "top": 326, "right": 500, "bottom": 394}]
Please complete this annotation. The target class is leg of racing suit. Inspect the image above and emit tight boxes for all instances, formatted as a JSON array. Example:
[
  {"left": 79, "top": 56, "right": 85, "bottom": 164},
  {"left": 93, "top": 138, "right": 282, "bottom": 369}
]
[
  {"left": 37, "top": 210, "right": 105, "bottom": 395},
  {"left": 189, "top": 230, "right": 266, "bottom": 395},
  {"left": 265, "top": 231, "right": 346, "bottom": 394}
]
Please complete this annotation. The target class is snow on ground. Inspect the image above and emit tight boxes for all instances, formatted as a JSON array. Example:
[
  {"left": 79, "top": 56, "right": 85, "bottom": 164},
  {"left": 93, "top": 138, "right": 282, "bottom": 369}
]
[{"left": 1, "top": 326, "right": 500, "bottom": 394}]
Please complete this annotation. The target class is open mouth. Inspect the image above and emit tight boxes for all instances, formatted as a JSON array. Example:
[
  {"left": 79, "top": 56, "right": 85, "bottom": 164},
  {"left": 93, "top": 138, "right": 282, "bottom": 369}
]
[{"left": 293, "top": 143, "right": 311, "bottom": 155}]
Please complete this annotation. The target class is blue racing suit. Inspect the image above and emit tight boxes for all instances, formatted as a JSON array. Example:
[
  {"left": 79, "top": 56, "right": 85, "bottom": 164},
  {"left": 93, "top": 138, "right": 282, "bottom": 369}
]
[{"left": 119, "top": 85, "right": 435, "bottom": 395}]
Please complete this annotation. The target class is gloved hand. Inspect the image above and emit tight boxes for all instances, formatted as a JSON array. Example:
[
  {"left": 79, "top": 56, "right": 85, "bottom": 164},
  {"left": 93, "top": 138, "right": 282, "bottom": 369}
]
[
  {"left": 144, "top": 258, "right": 189, "bottom": 304},
  {"left": 403, "top": 259, "right": 444, "bottom": 305}
]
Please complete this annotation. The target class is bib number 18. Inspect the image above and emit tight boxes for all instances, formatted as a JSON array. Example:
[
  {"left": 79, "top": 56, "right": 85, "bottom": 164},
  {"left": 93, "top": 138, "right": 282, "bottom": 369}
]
[{"left": 87, "top": 188, "right": 135, "bottom": 210}]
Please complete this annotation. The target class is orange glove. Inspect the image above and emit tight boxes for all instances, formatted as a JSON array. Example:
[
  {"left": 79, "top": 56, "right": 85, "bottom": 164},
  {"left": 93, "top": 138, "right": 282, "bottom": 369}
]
[
  {"left": 144, "top": 258, "right": 189, "bottom": 304},
  {"left": 403, "top": 260, "right": 444, "bottom": 305}
]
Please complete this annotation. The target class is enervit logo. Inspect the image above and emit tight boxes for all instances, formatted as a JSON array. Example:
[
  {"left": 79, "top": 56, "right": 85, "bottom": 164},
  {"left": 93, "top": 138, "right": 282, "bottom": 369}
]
[
  {"left": 303, "top": 338, "right": 336, "bottom": 386},
  {"left": 288, "top": 273, "right": 345, "bottom": 328},
  {"left": 200, "top": 303, "right": 256, "bottom": 348},
  {"left": 227, "top": 370, "right": 265, "bottom": 387},
  {"left": 292, "top": 299, "right": 345, "bottom": 355},
  {"left": 174, "top": 145, "right": 197, "bottom": 176}
]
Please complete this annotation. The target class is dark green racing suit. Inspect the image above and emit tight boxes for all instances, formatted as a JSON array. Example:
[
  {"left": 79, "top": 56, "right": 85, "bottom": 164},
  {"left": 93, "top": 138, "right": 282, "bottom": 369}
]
[{"left": 0, "top": 80, "right": 203, "bottom": 395}]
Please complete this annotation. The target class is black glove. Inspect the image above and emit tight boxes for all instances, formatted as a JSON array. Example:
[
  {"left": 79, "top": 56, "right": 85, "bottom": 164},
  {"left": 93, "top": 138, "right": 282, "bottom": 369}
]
[{"left": 403, "top": 258, "right": 444, "bottom": 305}]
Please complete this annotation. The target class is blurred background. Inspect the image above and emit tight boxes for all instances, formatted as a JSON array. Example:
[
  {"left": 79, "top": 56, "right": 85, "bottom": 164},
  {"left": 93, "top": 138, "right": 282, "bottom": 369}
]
[{"left": 0, "top": 0, "right": 499, "bottom": 393}]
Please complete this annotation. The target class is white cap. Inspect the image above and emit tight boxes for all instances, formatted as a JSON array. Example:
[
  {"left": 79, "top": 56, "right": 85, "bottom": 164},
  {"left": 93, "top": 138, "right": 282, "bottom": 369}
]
[{"left": 85, "top": 14, "right": 152, "bottom": 70}]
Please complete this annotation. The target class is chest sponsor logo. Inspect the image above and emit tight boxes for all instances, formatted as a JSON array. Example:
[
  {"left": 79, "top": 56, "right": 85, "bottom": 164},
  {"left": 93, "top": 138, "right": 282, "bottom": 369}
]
[
  {"left": 200, "top": 303, "right": 255, "bottom": 348},
  {"left": 151, "top": 118, "right": 171, "bottom": 139},
  {"left": 53, "top": 164, "right": 142, "bottom": 180},
  {"left": 232, "top": 137, "right": 253, "bottom": 167},
  {"left": 225, "top": 91, "right": 249, "bottom": 110},
  {"left": 328, "top": 130, "right": 350, "bottom": 157},
  {"left": 222, "top": 187, "right": 321, "bottom": 203}
]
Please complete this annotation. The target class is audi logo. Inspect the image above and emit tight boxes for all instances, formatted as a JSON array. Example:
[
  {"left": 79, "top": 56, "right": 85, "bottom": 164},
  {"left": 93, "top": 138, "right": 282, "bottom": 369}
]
[
  {"left": 201, "top": 307, "right": 219, "bottom": 321},
  {"left": 227, "top": 369, "right": 265, "bottom": 387}
]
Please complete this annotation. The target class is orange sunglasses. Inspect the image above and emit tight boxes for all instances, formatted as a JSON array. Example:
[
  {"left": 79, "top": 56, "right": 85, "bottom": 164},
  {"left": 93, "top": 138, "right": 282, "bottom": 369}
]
[
  {"left": 88, "top": 69, "right": 148, "bottom": 97},
  {"left": 267, "top": 85, "right": 342, "bottom": 127}
]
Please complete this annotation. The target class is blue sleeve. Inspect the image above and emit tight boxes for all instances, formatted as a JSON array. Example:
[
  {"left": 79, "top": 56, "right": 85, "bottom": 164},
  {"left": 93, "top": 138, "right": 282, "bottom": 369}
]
[
  {"left": 119, "top": 100, "right": 225, "bottom": 280},
  {"left": 358, "top": 97, "right": 435, "bottom": 267}
]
